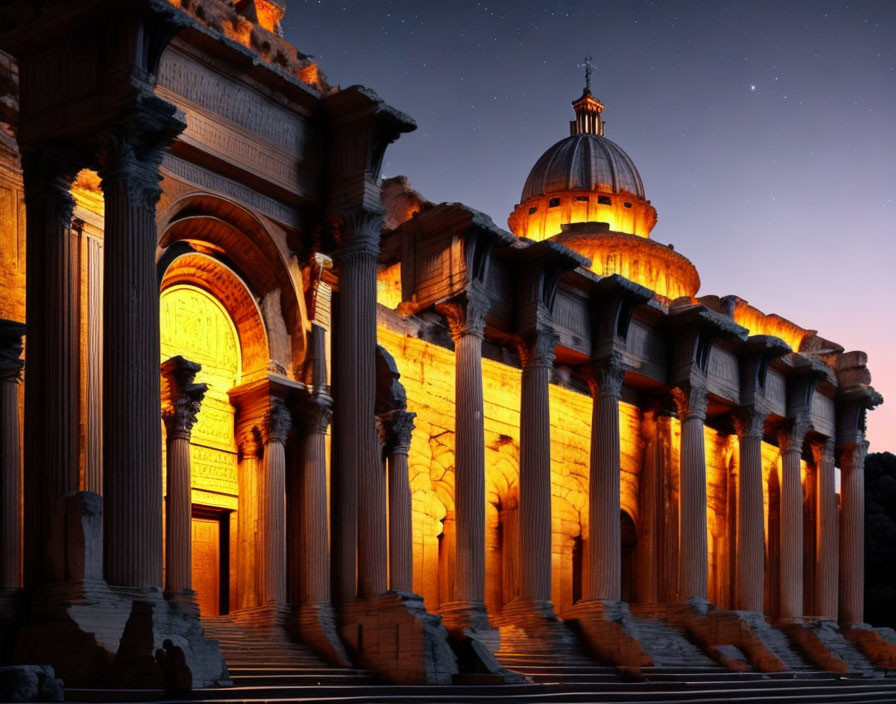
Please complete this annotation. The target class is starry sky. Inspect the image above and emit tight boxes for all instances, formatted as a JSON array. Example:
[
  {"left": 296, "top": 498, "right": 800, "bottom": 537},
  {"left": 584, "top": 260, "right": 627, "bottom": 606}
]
[{"left": 284, "top": 0, "right": 896, "bottom": 451}]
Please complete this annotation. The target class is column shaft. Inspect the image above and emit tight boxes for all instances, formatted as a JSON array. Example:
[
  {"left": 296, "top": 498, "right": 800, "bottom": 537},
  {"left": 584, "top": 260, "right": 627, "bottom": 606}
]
[
  {"left": 455, "top": 331, "right": 486, "bottom": 604},
  {"left": 678, "top": 391, "right": 708, "bottom": 601},
  {"left": 332, "top": 229, "right": 384, "bottom": 601},
  {"left": 165, "top": 432, "right": 192, "bottom": 593},
  {"left": 300, "top": 400, "right": 332, "bottom": 604},
  {"left": 101, "top": 148, "right": 165, "bottom": 588},
  {"left": 586, "top": 365, "right": 624, "bottom": 602},
  {"left": 814, "top": 440, "right": 838, "bottom": 619},
  {"left": 736, "top": 425, "right": 765, "bottom": 611},
  {"left": 839, "top": 443, "right": 866, "bottom": 625},
  {"left": 22, "top": 157, "right": 78, "bottom": 586},
  {"left": 518, "top": 347, "right": 553, "bottom": 603},
  {"left": 0, "top": 322, "right": 24, "bottom": 589},
  {"left": 388, "top": 450, "right": 414, "bottom": 592},
  {"left": 261, "top": 403, "right": 290, "bottom": 604},
  {"left": 780, "top": 447, "right": 804, "bottom": 619}
]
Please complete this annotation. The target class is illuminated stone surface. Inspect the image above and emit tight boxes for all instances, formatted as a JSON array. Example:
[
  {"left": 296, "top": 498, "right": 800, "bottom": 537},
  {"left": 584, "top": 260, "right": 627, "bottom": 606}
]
[{"left": 0, "top": 0, "right": 888, "bottom": 692}]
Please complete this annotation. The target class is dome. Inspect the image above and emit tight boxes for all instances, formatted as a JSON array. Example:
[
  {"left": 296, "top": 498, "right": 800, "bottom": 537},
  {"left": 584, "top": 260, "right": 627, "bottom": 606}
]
[{"left": 521, "top": 133, "right": 645, "bottom": 202}]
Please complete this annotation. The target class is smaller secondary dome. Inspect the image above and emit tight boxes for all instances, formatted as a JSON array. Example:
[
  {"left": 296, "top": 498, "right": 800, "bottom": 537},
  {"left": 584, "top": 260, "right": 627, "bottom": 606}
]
[{"left": 521, "top": 133, "right": 645, "bottom": 202}]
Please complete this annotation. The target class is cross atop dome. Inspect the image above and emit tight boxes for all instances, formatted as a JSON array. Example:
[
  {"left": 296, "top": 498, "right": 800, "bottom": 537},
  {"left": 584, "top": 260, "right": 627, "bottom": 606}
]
[{"left": 571, "top": 57, "right": 605, "bottom": 136}]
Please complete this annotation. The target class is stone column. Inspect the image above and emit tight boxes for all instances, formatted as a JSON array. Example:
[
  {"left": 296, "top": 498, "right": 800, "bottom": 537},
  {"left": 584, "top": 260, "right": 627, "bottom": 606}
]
[
  {"left": 813, "top": 438, "right": 838, "bottom": 620},
  {"left": 733, "top": 408, "right": 767, "bottom": 612},
  {"left": 331, "top": 211, "right": 385, "bottom": 602},
  {"left": 777, "top": 417, "right": 810, "bottom": 620},
  {"left": 261, "top": 401, "right": 291, "bottom": 605},
  {"left": 516, "top": 330, "right": 557, "bottom": 606},
  {"left": 161, "top": 357, "right": 206, "bottom": 596},
  {"left": 237, "top": 429, "right": 262, "bottom": 608},
  {"left": 672, "top": 385, "right": 709, "bottom": 601},
  {"left": 0, "top": 321, "right": 25, "bottom": 590},
  {"left": 100, "top": 122, "right": 181, "bottom": 588},
  {"left": 385, "top": 410, "right": 416, "bottom": 593},
  {"left": 443, "top": 301, "right": 487, "bottom": 607},
  {"left": 838, "top": 440, "right": 868, "bottom": 625},
  {"left": 585, "top": 356, "right": 626, "bottom": 602},
  {"left": 21, "top": 150, "right": 79, "bottom": 586},
  {"left": 296, "top": 394, "right": 333, "bottom": 605}
]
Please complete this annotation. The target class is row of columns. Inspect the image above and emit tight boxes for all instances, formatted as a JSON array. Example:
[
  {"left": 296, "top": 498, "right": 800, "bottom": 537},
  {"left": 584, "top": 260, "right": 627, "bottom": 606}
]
[{"left": 433, "top": 297, "right": 869, "bottom": 625}]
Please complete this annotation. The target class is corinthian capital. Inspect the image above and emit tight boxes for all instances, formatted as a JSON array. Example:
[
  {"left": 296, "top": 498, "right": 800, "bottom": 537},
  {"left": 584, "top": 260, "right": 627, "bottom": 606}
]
[
  {"left": 329, "top": 208, "right": 384, "bottom": 260},
  {"left": 161, "top": 356, "right": 207, "bottom": 439},
  {"left": 437, "top": 290, "right": 490, "bottom": 341},
  {"left": 732, "top": 406, "right": 767, "bottom": 439},
  {"left": 837, "top": 439, "right": 870, "bottom": 473},
  {"left": 671, "top": 384, "right": 708, "bottom": 421},
  {"left": 586, "top": 353, "right": 626, "bottom": 399},
  {"left": 295, "top": 394, "right": 334, "bottom": 436},
  {"left": 263, "top": 400, "right": 292, "bottom": 445},
  {"left": 384, "top": 409, "right": 417, "bottom": 455},
  {"left": 0, "top": 320, "right": 26, "bottom": 383},
  {"left": 777, "top": 413, "right": 813, "bottom": 455},
  {"left": 517, "top": 328, "right": 559, "bottom": 370}
]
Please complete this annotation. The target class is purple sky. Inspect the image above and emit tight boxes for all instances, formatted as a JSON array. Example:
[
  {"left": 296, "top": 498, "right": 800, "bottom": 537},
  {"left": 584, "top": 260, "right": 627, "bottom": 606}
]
[{"left": 285, "top": 0, "right": 895, "bottom": 451}]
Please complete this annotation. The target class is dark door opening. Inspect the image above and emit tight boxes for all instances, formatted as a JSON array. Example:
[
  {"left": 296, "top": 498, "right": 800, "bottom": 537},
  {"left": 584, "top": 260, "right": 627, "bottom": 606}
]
[{"left": 191, "top": 506, "right": 230, "bottom": 616}]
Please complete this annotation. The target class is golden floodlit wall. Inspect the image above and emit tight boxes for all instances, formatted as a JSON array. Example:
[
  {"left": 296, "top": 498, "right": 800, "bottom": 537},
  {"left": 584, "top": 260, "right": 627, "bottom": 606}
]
[
  {"left": 378, "top": 325, "right": 645, "bottom": 615},
  {"left": 160, "top": 285, "right": 241, "bottom": 510}
]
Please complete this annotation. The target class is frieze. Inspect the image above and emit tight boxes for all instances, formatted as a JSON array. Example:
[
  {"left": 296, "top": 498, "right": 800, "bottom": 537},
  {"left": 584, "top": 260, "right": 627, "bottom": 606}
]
[
  {"left": 160, "top": 154, "right": 299, "bottom": 227},
  {"left": 189, "top": 444, "right": 238, "bottom": 493},
  {"left": 178, "top": 109, "right": 311, "bottom": 197},
  {"left": 764, "top": 369, "right": 787, "bottom": 416},
  {"left": 157, "top": 51, "right": 308, "bottom": 150},
  {"left": 706, "top": 346, "right": 739, "bottom": 403},
  {"left": 810, "top": 392, "right": 836, "bottom": 437}
]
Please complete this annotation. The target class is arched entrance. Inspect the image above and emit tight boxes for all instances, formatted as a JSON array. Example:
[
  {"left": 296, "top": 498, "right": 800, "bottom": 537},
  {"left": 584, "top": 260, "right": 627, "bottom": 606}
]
[
  {"left": 620, "top": 510, "right": 638, "bottom": 604},
  {"left": 161, "top": 284, "right": 242, "bottom": 615}
]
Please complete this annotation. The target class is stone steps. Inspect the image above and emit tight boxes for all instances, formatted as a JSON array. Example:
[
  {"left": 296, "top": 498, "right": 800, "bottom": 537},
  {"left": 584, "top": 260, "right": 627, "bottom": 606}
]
[
  {"left": 64, "top": 676, "right": 896, "bottom": 703},
  {"left": 737, "top": 610, "right": 814, "bottom": 670},
  {"left": 625, "top": 613, "right": 721, "bottom": 669}
]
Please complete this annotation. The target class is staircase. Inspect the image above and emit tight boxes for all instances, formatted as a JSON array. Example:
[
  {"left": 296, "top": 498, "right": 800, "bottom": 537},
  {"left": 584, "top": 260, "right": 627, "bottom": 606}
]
[
  {"left": 201, "top": 613, "right": 377, "bottom": 690},
  {"left": 738, "top": 610, "right": 814, "bottom": 669},
  {"left": 625, "top": 610, "right": 722, "bottom": 669}
]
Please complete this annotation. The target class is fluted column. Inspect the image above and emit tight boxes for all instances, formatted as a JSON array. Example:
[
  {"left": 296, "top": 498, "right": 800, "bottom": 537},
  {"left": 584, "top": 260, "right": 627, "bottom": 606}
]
[
  {"left": 385, "top": 410, "right": 416, "bottom": 592},
  {"left": 161, "top": 357, "right": 206, "bottom": 596},
  {"left": 261, "top": 401, "right": 291, "bottom": 605},
  {"left": 672, "top": 385, "right": 709, "bottom": 601},
  {"left": 441, "top": 299, "right": 488, "bottom": 607},
  {"left": 296, "top": 395, "right": 333, "bottom": 604},
  {"left": 813, "top": 438, "right": 838, "bottom": 619},
  {"left": 0, "top": 321, "right": 25, "bottom": 590},
  {"left": 21, "top": 150, "right": 78, "bottom": 586},
  {"left": 332, "top": 212, "right": 385, "bottom": 602},
  {"left": 237, "top": 430, "right": 262, "bottom": 608},
  {"left": 585, "top": 356, "right": 626, "bottom": 602},
  {"left": 838, "top": 440, "right": 868, "bottom": 625},
  {"left": 515, "top": 330, "right": 557, "bottom": 605},
  {"left": 100, "top": 126, "right": 180, "bottom": 588},
  {"left": 777, "top": 417, "right": 810, "bottom": 620},
  {"left": 733, "top": 408, "right": 767, "bottom": 612}
]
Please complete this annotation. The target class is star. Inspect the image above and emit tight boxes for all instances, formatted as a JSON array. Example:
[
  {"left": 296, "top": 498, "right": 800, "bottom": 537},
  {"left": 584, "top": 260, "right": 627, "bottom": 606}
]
[{"left": 750, "top": 83, "right": 757, "bottom": 92}]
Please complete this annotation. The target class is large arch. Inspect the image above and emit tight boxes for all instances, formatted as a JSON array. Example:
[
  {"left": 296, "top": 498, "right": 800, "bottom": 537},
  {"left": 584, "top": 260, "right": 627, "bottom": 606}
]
[{"left": 158, "top": 192, "right": 309, "bottom": 374}]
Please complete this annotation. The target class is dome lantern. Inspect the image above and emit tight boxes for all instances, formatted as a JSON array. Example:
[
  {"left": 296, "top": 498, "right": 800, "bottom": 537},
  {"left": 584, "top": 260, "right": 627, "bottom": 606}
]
[{"left": 570, "top": 57, "right": 605, "bottom": 136}]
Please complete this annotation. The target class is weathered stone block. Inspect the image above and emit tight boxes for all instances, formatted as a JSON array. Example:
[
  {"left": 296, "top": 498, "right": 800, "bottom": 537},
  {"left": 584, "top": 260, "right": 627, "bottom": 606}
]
[{"left": 0, "top": 665, "right": 63, "bottom": 702}]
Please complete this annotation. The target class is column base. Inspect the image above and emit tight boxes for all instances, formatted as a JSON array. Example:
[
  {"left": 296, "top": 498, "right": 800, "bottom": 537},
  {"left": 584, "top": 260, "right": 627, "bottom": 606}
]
[
  {"left": 776, "top": 618, "right": 874, "bottom": 674},
  {"left": 439, "top": 599, "right": 499, "bottom": 653},
  {"left": 563, "top": 599, "right": 653, "bottom": 672},
  {"left": 841, "top": 622, "right": 896, "bottom": 670},
  {"left": 14, "top": 581, "right": 230, "bottom": 690},
  {"left": 492, "top": 598, "right": 588, "bottom": 665},
  {"left": 0, "top": 587, "right": 24, "bottom": 662},
  {"left": 340, "top": 590, "right": 459, "bottom": 684},
  {"left": 294, "top": 602, "right": 352, "bottom": 667},
  {"left": 634, "top": 601, "right": 796, "bottom": 672}
]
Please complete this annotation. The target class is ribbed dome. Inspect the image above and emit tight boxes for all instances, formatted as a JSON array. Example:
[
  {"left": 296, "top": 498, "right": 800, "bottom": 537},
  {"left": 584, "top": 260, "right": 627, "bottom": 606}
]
[{"left": 521, "top": 134, "right": 645, "bottom": 202}]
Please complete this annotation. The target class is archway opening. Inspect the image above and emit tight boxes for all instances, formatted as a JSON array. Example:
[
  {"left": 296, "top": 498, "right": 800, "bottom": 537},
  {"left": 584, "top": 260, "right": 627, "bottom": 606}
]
[{"left": 161, "top": 284, "right": 242, "bottom": 616}]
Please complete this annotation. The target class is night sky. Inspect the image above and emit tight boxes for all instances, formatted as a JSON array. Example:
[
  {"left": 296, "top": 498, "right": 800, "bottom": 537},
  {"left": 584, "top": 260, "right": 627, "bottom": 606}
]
[{"left": 284, "top": 0, "right": 895, "bottom": 450}]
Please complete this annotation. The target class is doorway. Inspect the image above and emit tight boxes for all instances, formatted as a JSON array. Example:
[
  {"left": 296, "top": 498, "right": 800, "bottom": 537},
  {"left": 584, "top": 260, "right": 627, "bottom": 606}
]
[{"left": 191, "top": 507, "right": 230, "bottom": 616}]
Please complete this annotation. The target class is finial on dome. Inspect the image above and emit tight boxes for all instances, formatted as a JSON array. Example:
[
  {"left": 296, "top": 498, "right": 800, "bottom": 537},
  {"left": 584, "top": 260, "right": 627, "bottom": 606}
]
[
  {"left": 571, "top": 59, "right": 605, "bottom": 136},
  {"left": 583, "top": 56, "right": 593, "bottom": 93}
]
